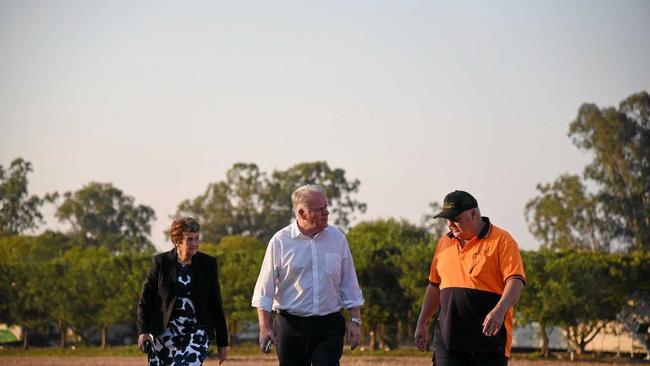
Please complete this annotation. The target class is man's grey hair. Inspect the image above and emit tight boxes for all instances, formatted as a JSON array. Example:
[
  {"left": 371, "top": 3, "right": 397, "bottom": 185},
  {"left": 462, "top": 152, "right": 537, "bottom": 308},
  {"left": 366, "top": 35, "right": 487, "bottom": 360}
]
[{"left": 292, "top": 184, "right": 326, "bottom": 210}]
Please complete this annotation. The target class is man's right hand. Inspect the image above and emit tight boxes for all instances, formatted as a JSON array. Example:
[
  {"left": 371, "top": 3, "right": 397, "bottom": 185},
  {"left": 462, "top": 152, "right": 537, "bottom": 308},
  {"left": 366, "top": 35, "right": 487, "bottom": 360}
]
[
  {"left": 413, "top": 322, "right": 428, "bottom": 352},
  {"left": 258, "top": 327, "right": 276, "bottom": 353}
]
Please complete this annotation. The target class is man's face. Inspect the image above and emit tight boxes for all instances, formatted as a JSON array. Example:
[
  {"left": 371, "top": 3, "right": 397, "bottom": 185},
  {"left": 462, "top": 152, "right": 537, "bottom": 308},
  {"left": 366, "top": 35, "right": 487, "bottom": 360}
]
[
  {"left": 300, "top": 193, "right": 329, "bottom": 233},
  {"left": 447, "top": 209, "right": 477, "bottom": 240}
]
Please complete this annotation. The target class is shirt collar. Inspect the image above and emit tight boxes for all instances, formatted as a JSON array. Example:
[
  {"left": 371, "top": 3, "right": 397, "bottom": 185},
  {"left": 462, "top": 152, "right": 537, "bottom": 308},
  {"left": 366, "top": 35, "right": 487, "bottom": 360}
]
[
  {"left": 290, "top": 221, "right": 329, "bottom": 240},
  {"left": 477, "top": 216, "right": 491, "bottom": 239}
]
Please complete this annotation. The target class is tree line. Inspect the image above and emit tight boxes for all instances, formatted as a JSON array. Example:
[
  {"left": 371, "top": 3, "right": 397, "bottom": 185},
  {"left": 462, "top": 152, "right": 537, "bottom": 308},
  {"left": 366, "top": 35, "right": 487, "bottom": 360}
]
[{"left": 0, "top": 91, "right": 648, "bottom": 355}]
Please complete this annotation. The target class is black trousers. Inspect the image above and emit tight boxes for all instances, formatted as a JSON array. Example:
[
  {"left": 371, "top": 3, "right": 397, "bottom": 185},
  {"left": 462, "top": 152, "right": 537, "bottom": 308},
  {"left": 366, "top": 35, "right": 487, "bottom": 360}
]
[
  {"left": 433, "top": 343, "right": 508, "bottom": 366},
  {"left": 273, "top": 310, "right": 345, "bottom": 366}
]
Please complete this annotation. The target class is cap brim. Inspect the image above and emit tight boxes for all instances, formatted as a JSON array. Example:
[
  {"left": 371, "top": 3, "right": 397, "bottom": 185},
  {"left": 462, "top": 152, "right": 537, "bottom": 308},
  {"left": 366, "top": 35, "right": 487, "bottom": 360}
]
[{"left": 433, "top": 210, "right": 461, "bottom": 219}]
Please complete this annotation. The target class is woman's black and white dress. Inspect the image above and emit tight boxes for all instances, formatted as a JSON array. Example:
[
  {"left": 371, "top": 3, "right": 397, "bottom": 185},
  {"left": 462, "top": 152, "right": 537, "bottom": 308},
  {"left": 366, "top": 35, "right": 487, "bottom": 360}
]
[{"left": 148, "top": 263, "right": 209, "bottom": 366}]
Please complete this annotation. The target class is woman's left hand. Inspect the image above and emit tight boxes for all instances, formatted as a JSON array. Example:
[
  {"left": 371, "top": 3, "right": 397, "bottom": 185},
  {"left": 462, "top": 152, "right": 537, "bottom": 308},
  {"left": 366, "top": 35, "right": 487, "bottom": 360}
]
[{"left": 217, "top": 346, "right": 228, "bottom": 364}]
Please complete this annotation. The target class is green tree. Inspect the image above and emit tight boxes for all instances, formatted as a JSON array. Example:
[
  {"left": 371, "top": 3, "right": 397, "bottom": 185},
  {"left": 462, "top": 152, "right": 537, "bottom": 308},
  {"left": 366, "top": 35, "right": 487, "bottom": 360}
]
[
  {"left": 555, "top": 251, "right": 629, "bottom": 354},
  {"left": 397, "top": 231, "right": 436, "bottom": 346},
  {"left": 201, "top": 235, "right": 266, "bottom": 344},
  {"left": 55, "top": 182, "right": 156, "bottom": 251},
  {"left": 348, "top": 219, "right": 431, "bottom": 350},
  {"left": 268, "top": 161, "right": 366, "bottom": 230},
  {"left": 0, "top": 158, "right": 51, "bottom": 237},
  {"left": 517, "top": 250, "right": 567, "bottom": 357},
  {"left": 527, "top": 91, "right": 650, "bottom": 252},
  {"left": 569, "top": 91, "right": 650, "bottom": 251},
  {"left": 524, "top": 175, "right": 613, "bottom": 251},
  {"left": 91, "top": 250, "right": 151, "bottom": 347},
  {"left": 0, "top": 233, "right": 75, "bottom": 347},
  {"left": 176, "top": 164, "right": 270, "bottom": 243},
  {"left": 176, "top": 161, "right": 366, "bottom": 244},
  {"left": 517, "top": 250, "right": 630, "bottom": 356},
  {"left": 5, "top": 261, "right": 53, "bottom": 348}
]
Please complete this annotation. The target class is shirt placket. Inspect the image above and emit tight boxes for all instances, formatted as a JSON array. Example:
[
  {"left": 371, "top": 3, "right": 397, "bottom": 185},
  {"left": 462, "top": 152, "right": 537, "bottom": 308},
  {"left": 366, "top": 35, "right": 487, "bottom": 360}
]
[{"left": 311, "top": 237, "right": 319, "bottom": 315}]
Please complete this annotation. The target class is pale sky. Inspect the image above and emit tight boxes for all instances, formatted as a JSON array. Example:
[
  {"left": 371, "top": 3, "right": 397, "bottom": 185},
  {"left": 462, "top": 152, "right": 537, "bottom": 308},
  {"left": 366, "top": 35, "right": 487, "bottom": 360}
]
[{"left": 1, "top": 0, "right": 649, "bottom": 252}]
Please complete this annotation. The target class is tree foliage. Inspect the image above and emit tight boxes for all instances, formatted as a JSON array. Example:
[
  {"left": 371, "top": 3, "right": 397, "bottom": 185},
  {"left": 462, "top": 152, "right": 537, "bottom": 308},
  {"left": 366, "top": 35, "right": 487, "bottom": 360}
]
[
  {"left": 348, "top": 219, "right": 432, "bottom": 349},
  {"left": 526, "top": 91, "right": 650, "bottom": 252},
  {"left": 0, "top": 158, "right": 51, "bottom": 237},
  {"left": 568, "top": 91, "right": 650, "bottom": 251},
  {"left": 55, "top": 182, "right": 156, "bottom": 252},
  {"left": 201, "top": 235, "right": 266, "bottom": 343},
  {"left": 0, "top": 234, "right": 151, "bottom": 348},
  {"left": 524, "top": 174, "right": 613, "bottom": 251},
  {"left": 176, "top": 161, "right": 366, "bottom": 244},
  {"left": 517, "top": 250, "right": 631, "bottom": 355}
]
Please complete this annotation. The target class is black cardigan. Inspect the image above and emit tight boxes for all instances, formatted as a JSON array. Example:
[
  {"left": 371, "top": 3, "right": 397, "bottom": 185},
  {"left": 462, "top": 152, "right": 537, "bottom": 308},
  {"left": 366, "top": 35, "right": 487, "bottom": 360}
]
[{"left": 137, "top": 249, "right": 229, "bottom": 347}]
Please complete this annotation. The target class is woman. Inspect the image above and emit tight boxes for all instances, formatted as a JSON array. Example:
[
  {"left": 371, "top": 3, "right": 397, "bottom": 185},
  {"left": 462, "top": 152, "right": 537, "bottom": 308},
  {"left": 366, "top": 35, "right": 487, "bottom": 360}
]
[{"left": 137, "top": 217, "right": 229, "bottom": 365}]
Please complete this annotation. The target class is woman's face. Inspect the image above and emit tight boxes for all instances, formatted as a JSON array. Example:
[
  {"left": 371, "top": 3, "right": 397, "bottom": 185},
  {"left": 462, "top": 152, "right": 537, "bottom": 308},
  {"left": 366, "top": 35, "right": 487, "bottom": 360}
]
[{"left": 176, "top": 232, "right": 199, "bottom": 259}]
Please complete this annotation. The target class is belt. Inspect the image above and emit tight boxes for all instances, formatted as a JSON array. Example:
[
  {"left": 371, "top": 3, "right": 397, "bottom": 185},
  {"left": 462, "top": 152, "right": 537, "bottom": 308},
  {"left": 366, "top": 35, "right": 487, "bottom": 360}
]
[{"left": 278, "top": 310, "right": 340, "bottom": 320}]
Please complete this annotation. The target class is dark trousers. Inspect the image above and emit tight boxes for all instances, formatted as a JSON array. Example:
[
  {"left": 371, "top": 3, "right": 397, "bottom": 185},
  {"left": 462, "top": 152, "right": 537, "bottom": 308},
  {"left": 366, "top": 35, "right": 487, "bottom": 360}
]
[
  {"left": 433, "top": 337, "right": 508, "bottom": 366},
  {"left": 273, "top": 310, "right": 345, "bottom": 366}
]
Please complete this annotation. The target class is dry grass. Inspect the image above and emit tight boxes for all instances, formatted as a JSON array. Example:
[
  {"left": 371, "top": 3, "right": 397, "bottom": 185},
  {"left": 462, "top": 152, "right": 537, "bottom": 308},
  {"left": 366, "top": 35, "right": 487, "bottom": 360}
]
[{"left": 0, "top": 356, "right": 644, "bottom": 366}]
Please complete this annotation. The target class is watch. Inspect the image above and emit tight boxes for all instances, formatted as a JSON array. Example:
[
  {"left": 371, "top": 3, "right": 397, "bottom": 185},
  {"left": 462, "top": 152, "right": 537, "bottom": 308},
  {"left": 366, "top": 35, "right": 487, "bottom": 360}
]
[{"left": 350, "top": 317, "right": 362, "bottom": 326}]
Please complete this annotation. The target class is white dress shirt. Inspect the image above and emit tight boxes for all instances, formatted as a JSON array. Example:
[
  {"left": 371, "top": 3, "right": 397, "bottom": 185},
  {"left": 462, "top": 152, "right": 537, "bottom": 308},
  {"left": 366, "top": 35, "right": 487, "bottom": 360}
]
[{"left": 251, "top": 222, "right": 364, "bottom": 316}]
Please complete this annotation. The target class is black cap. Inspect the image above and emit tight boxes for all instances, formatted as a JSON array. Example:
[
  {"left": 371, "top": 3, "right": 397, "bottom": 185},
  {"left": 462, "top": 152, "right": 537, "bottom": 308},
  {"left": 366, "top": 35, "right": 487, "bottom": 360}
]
[{"left": 433, "top": 190, "right": 478, "bottom": 219}]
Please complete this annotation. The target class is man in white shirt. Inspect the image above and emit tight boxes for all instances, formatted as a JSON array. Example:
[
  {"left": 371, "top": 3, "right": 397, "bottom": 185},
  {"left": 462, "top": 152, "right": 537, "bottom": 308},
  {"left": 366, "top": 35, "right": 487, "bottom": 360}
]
[{"left": 252, "top": 184, "right": 364, "bottom": 366}]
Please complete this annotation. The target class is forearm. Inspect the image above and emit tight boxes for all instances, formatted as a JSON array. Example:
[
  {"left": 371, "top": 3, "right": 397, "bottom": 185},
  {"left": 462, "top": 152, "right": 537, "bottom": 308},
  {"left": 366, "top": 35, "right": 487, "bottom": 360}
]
[
  {"left": 416, "top": 285, "right": 440, "bottom": 326},
  {"left": 348, "top": 307, "right": 361, "bottom": 319},
  {"left": 257, "top": 308, "right": 273, "bottom": 330},
  {"left": 494, "top": 278, "right": 524, "bottom": 313}
]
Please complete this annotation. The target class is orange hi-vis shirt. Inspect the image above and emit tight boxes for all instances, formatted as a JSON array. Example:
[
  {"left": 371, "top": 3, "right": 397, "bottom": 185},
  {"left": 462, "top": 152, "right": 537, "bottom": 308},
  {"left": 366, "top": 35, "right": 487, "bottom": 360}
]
[{"left": 428, "top": 217, "right": 526, "bottom": 357}]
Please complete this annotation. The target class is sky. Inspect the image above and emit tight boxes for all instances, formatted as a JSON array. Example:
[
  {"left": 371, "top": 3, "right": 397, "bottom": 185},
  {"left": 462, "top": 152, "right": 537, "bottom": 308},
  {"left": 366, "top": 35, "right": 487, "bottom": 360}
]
[{"left": 1, "top": 0, "right": 649, "bottom": 252}]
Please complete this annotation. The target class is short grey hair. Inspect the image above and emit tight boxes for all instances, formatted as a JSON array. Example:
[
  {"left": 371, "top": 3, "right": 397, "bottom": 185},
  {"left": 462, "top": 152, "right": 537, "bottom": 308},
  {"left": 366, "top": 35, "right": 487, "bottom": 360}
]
[{"left": 292, "top": 184, "right": 326, "bottom": 210}]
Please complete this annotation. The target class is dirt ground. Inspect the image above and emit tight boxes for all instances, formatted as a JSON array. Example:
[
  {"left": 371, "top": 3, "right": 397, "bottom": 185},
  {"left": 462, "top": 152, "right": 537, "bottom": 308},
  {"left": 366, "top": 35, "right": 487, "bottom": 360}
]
[{"left": 0, "top": 356, "right": 644, "bottom": 366}]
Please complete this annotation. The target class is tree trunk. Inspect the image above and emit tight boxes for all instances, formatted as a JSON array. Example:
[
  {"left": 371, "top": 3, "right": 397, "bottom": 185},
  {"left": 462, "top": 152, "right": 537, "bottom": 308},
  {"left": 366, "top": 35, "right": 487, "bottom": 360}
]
[
  {"left": 369, "top": 326, "right": 378, "bottom": 351},
  {"left": 59, "top": 320, "right": 66, "bottom": 349},
  {"left": 541, "top": 329, "right": 549, "bottom": 358},
  {"left": 22, "top": 328, "right": 29, "bottom": 349},
  {"left": 101, "top": 326, "right": 108, "bottom": 349},
  {"left": 538, "top": 321, "right": 549, "bottom": 358},
  {"left": 579, "top": 339, "right": 586, "bottom": 355},
  {"left": 397, "top": 320, "right": 403, "bottom": 345}
]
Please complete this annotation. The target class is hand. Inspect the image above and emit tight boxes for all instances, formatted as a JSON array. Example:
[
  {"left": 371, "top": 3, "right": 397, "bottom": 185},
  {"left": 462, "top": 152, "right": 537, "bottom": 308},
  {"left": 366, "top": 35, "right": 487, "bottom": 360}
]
[
  {"left": 137, "top": 333, "right": 154, "bottom": 352},
  {"left": 217, "top": 346, "right": 228, "bottom": 364},
  {"left": 482, "top": 307, "right": 506, "bottom": 336},
  {"left": 347, "top": 321, "right": 361, "bottom": 350},
  {"left": 414, "top": 322, "right": 428, "bottom": 352},
  {"left": 258, "top": 327, "right": 276, "bottom": 353}
]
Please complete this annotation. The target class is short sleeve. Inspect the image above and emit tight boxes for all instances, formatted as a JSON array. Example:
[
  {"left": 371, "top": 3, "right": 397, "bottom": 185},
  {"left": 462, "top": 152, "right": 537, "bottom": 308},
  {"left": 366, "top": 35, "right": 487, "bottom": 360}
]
[
  {"left": 498, "top": 233, "right": 526, "bottom": 285},
  {"left": 427, "top": 238, "right": 444, "bottom": 286}
]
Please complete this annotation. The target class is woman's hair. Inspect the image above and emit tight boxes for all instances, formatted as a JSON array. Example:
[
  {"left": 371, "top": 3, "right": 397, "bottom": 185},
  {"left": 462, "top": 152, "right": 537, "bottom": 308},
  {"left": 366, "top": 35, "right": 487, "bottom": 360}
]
[
  {"left": 291, "top": 184, "right": 326, "bottom": 210},
  {"left": 169, "top": 217, "right": 200, "bottom": 245}
]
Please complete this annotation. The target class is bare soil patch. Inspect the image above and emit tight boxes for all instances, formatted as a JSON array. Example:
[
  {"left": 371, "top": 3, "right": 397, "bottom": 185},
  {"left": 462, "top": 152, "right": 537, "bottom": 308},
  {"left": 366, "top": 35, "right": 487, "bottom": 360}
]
[{"left": 0, "top": 356, "right": 643, "bottom": 366}]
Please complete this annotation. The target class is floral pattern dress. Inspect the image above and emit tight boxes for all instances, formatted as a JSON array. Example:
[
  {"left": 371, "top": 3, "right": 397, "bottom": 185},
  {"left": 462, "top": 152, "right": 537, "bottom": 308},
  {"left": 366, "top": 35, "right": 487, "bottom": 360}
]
[{"left": 148, "top": 263, "right": 209, "bottom": 366}]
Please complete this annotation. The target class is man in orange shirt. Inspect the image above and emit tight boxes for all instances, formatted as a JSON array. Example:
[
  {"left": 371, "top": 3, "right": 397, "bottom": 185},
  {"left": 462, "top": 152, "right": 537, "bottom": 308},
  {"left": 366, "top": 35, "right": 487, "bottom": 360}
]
[{"left": 414, "top": 190, "right": 525, "bottom": 366}]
